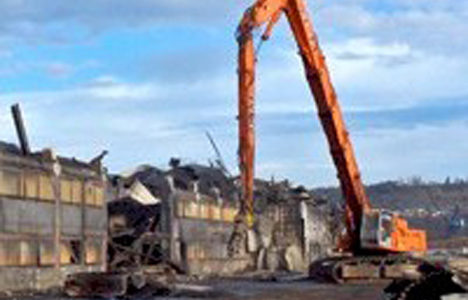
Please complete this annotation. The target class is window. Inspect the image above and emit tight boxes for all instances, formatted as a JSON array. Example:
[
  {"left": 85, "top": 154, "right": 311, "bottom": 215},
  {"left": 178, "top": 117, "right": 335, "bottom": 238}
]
[
  {"left": 0, "top": 169, "right": 21, "bottom": 197},
  {"left": 200, "top": 202, "right": 208, "bottom": 219},
  {"left": 0, "top": 240, "right": 21, "bottom": 266},
  {"left": 39, "top": 240, "right": 54, "bottom": 266},
  {"left": 94, "top": 186, "right": 104, "bottom": 207},
  {"left": 361, "top": 212, "right": 380, "bottom": 248},
  {"left": 176, "top": 198, "right": 185, "bottom": 217},
  {"left": 60, "top": 240, "right": 82, "bottom": 265},
  {"left": 84, "top": 183, "right": 95, "bottom": 206},
  {"left": 70, "top": 240, "right": 82, "bottom": 264},
  {"left": 84, "top": 182, "right": 105, "bottom": 207},
  {"left": 71, "top": 180, "right": 83, "bottom": 204},
  {"left": 19, "top": 240, "right": 37, "bottom": 266},
  {"left": 60, "top": 242, "right": 71, "bottom": 264},
  {"left": 39, "top": 175, "right": 55, "bottom": 201},
  {"left": 61, "top": 179, "right": 73, "bottom": 203},
  {"left": 223, "top": 206, "right": 236, "bottom": 223},
  {"left": 186, "top": 199, "right": 199, "bottom": 218},
  {"left": 24, "top": 173, "right": 39, "bottom": 199},
  {"left": 380, "top": 212, "right": 394, "bottom": 248},
  {"left": 85, "top": 239, "right": 102, "bottom": 265}
]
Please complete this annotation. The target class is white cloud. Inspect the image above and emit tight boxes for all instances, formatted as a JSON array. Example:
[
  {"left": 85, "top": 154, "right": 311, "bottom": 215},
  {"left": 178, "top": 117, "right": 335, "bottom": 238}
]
[
  {"left": 315, "top": 2, "right": 468, "bottom": 56},
  {"left": 86, "top": 81, "right": 156, "bottom": 101},
  {"left": 0, "top": 73, "right": 237, "bottom": 165},
  {"left": 87, "top": 75, "right": 120, "bottom": 87},
  {"left": 0, "top": 0, "right": 252, "bottom": 45},
  {"left": 249, "top": 37, "right": 468, "bottom": 114},
  {"left": 329, "top": 38, "right": 411, "bottom": 59},
  {"left": 0, "top": 59, "right": 98, "bottom": 79},
  {"left": 252, "top": 119, "right": 468, "bottom": 187},
  {"left": 354, "top": 121, "right": 468, "bottom": 183}
]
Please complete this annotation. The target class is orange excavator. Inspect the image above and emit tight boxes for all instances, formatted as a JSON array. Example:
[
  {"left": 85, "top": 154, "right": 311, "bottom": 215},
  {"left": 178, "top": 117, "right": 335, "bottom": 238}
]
[{"left": 235, "top": 0, "right": 427, "bottom": 282}]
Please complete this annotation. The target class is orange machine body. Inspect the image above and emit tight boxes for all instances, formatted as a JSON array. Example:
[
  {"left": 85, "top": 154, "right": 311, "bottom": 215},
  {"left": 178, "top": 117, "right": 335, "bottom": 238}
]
[
  {"left": 391, "top": 215, "right": 427, "bottom": 252},
  {"left": 360, "top": 209, "right": 426, "bottom": 253},
  {"left": 236, "top": 0, "right": 427, "bottom": 254}
]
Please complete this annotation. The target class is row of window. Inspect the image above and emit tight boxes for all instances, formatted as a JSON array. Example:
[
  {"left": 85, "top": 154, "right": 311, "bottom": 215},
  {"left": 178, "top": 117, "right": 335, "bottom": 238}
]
[
  {"left": 185, "top": 241, "right": 228, "bottom": 260},
  {"left": 176, "top": 200, "right": 238, "bottom": 223},
  {"left": 0, "top": 239, "right": 103, "bottom": 267},
  {"left": 0, "top": 169, "right": 105, "bottom": 206}
]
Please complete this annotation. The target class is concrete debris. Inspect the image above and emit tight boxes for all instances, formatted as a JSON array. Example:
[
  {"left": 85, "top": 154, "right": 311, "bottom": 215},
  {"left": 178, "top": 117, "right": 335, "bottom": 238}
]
[
  {"left": 123, "top": 179, "right": 161, "bottom": 205},
  {"left": 171, "top": 283, "right": 218, "bottom": 298},
  {"left": 265, "top": 247, "right": 281, "bottom": 272},
  {"left": 443, "top": 295, "right": 468, "bottom": 300},
  {"left": 64, "top": 272, "right": 131, "bottom": 298},
  {"left": 64, "top": 268, "right": 176, "bottom": 298},
  {"left": 108, "top": 197, "right": 160, "bottom": 238},
  {"left": 284, "top": 245, "right": 304, "bottom": 272},
  {"left": 227, "top": 219, "right": 249, "bottom": 257}
]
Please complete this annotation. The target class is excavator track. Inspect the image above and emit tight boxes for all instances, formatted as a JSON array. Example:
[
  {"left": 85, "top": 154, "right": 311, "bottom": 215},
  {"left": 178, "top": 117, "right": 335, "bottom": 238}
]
[{"left": 309, "top": 255, "right": 426, "bottom": 284}]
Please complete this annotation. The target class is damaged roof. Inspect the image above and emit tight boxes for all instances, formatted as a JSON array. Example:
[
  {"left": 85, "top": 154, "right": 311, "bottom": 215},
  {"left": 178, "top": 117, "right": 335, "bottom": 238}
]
[
  {"left": 169, "top": 163, "right": 237, "bottom": 200},
  {"left": 0, "top": 140, "right": 102, "bottom": 173},
  {"left": 115, "top": 161, "right": 238, "bottom": 203},
  {"left": 0, "top": 141, "right": 22, "bottom": 155}
]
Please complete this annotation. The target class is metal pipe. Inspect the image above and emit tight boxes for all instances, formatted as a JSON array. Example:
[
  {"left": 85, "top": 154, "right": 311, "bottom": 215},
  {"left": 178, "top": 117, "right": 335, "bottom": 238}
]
[{"left": 11, "top": 103, "right": 31, "bottom": 155}]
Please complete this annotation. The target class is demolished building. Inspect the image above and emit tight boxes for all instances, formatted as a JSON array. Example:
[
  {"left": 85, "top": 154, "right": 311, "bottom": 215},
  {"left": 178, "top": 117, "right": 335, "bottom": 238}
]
[
  {"left": 251, "top": 180, "right": 335, "bottom": 272},
  {"left": 0, "top": 142, "right": 107, "bottom": 292},
  {"left": 0, "top": 104, "right": 107, "bottom": 293},
  {"left": 109, "top": 161, "right": 246, "bottom": 275},
  {"left": 109, "top": 159, "right": 335, "bottom": 276}
]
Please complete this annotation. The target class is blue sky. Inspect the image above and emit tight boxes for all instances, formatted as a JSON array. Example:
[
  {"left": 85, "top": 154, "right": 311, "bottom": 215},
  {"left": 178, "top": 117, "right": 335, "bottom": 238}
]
[{"left": 0, "top": 0, "right": 467, "bottom": 187}]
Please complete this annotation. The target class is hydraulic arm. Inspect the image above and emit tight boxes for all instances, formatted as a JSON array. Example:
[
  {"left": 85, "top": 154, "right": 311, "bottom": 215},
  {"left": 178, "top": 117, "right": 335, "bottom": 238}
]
[{"left": 237, "top": 0, "right": 371, "bottom": 251}]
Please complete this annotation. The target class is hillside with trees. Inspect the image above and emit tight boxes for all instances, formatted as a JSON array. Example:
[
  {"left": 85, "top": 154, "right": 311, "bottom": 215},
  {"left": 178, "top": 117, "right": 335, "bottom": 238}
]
[{"left": 313, "top": 177, "right": 468, "bottom": 247}]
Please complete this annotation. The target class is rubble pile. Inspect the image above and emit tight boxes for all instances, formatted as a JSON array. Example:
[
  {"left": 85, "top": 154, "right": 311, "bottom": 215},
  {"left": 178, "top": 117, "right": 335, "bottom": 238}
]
[
  {"left": 248, "top": 180, "right": 336, "bottom": 272},
  {"left": 384, "top": 261, "right": 468, "bottom": 300}
]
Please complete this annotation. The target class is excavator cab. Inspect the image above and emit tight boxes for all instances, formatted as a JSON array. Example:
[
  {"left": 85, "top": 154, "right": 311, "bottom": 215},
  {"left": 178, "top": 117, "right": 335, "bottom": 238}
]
[
  {"left": 361, "top": 209, "right": 394, "bottom": 251},
  {"left": 361, "top": 209, "right": 426, "bottom": 253}
]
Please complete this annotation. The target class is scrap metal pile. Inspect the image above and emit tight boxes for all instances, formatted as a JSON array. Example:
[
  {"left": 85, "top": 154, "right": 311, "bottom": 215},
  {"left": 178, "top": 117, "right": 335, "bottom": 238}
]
[{"left": 65, "top": 196, "right": 181, "bottom": 298}]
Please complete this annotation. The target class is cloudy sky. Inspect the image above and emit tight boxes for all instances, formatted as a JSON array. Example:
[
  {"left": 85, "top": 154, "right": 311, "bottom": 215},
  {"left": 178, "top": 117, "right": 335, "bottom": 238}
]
[{"left": 0, "top": 0, "right": 467, "bottom": 187}]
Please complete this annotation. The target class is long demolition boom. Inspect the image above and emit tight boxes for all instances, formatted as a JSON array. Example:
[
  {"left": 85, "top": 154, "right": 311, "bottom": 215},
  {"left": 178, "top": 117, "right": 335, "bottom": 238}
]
[{"left": 237, "top": 0, "right": 371, "bottom": 250}]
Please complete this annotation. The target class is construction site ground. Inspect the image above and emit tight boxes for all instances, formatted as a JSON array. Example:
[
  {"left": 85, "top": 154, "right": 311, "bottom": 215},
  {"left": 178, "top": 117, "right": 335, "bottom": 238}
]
[
  {"left": 6, "top": 279, "right": 387, "bottom": 300},
  {"left": 165, "top": 279, "right": 387, "bottom": 300}
]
